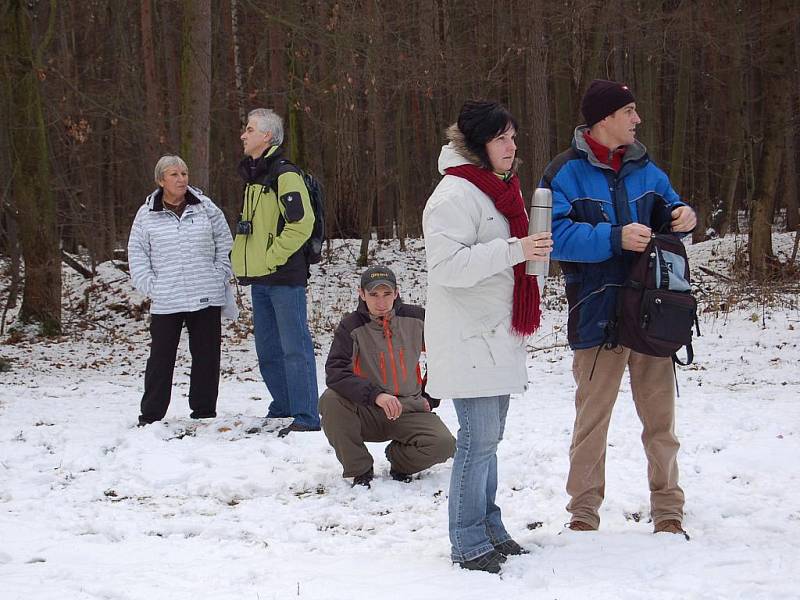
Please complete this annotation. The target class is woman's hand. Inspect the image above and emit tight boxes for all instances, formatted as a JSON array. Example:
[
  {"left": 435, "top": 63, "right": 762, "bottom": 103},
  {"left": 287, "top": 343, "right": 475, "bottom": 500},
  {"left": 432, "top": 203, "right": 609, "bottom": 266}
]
[{"left": 520, "top": 232, "right": 553, "bottom": 261}]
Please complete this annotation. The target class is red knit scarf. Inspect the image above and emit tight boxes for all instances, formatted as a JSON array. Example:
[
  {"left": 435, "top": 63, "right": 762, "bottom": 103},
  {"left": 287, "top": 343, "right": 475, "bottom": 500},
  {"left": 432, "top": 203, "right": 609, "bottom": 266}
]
[{"left": 445, "top": 164, "right": 541, "bottom": 336}]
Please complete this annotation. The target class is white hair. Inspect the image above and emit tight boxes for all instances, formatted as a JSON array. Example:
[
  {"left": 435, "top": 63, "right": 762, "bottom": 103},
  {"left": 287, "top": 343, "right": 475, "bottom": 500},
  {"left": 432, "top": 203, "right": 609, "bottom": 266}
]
[
  {"left": 248, "top": 108, "right": 284, "bottom": 146},
  {"left": 154, "top": 155, "right": 188, "bottom": 185}
]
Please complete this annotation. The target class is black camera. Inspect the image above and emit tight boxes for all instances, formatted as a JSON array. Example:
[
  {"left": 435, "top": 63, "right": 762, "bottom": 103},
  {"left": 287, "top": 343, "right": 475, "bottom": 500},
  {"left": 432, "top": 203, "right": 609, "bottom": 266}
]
[{"left": 237, "top": 220, "right": 253, "bottom": 235}]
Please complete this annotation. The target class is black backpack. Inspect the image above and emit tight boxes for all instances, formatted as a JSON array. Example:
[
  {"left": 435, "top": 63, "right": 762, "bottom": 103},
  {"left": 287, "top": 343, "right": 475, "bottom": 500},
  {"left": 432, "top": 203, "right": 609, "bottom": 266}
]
[
  {"left": 611, "top": 233, "right": 700, "bottom": 365},
  {"left": 267, "top": 159, "right": 325, "bottom": 264}
]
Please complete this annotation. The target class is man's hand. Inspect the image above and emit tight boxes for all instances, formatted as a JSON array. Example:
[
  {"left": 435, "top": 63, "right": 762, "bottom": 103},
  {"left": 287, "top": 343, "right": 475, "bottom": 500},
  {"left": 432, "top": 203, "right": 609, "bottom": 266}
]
[
  {"left": 520, "top": 232, "right": 553, "bottom": 261},
  {"left": 621, "top": 223, "right": 652, "bottom": 252},
  {"left": 422, "top": 398, "right": 431, "bottom": 412},
  {"left": 376, "top": 393, "right": 403, "bottom": 420},
  {"left": 671, "top": 206, "right": 697, "bottom": 233}
]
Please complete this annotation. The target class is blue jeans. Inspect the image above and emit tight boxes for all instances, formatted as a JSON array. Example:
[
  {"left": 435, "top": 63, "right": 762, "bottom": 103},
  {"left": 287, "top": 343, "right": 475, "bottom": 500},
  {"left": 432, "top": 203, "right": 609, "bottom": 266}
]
[
  {"left": 449, "top": 395, "right": 511, "bottom": 562},
  {"left": 251, "top": 284, "right": 320, "bottom": 428}
]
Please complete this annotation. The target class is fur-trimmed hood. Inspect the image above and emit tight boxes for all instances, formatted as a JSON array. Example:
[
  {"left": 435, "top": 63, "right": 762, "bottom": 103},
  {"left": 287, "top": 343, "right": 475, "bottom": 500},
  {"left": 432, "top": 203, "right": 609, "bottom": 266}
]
[
  {"left": 445, "top": 124, "right": 483, "bottom": 166},
  {"left": 438, "top": 123, "right": 521, "bottom": 175}
]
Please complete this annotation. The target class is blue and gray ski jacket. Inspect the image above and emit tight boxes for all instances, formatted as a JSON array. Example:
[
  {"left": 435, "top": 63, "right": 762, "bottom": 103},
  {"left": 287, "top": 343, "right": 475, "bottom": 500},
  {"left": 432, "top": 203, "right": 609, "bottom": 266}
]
[{"left": 541, "top": 126, "right": 687, "bottom": 349}]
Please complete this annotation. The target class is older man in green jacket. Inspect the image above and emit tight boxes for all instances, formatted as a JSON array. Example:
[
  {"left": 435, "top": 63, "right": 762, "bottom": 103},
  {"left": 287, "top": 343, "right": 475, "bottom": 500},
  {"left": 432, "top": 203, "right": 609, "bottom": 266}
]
[{"left": 231, "top": 108, "right": 320, "bottom": 437}]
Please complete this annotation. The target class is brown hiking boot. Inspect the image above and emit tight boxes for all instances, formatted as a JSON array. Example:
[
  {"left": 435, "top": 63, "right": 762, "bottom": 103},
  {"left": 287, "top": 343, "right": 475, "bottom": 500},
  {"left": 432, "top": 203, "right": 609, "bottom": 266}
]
[
  {"left": 654, "top": 519, "right": 690, "bottom": 540},
  {"left": 568, "top": 520, "right": 597, "bottom": 532}
]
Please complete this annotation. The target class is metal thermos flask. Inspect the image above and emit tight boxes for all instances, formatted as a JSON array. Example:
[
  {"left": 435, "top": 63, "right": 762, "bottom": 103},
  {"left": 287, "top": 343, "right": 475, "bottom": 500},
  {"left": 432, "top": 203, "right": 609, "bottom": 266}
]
[{"left": 525, "top": 187, "right": 552, "bottom": 279}]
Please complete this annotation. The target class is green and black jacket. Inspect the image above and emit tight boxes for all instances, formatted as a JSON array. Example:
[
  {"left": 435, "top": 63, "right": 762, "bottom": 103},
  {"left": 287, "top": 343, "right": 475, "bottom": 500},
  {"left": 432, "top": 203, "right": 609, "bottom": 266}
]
[{"left": 231, "top": 146, "right": 314, "bottom": 286}]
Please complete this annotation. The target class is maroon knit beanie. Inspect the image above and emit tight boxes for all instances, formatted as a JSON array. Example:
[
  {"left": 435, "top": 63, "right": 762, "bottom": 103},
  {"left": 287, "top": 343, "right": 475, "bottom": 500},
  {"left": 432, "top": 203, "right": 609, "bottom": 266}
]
[{"left": 581, "top": 79, "right": 636, "bottom": 126}]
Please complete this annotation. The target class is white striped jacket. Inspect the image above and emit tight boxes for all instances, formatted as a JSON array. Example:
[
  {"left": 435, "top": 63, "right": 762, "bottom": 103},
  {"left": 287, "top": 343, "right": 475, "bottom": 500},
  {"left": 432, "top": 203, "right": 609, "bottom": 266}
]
[{"left": 127, "top": 186, "right": 233, "bottom": 315}]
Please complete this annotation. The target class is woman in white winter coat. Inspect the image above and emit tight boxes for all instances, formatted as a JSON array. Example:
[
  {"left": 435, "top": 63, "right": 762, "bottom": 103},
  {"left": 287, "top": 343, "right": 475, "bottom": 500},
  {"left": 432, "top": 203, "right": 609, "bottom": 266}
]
[
  {"left": 422, "top": 101, "right": 552, "bottom": 573},
  {"left": 128, "top": 155, "right": 233, "bottom": 426}
]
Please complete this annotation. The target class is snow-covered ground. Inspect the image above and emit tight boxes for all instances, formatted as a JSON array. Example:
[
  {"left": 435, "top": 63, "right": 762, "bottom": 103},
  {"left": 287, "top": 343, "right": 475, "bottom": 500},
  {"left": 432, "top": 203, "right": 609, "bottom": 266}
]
[{"left": 1, "top": 233, "right": 798, "bottom": 600}]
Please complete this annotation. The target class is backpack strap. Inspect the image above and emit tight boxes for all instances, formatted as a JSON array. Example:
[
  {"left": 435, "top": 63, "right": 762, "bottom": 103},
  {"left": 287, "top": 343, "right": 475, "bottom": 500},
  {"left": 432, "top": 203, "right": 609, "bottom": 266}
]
[
  {"left": 672, "top": 313, "right": 700, "bottom": 368},
  {"left": 264, "top": 158, "right": 304, "bottom": 233},
  {"left": 265, "top": 158, "right": 298, "bottom": 194},
  {"left": 672, "top": 342, "right": 694, "bottom": 367},
  {"left": 671, "top": 358, "right": 680, "bottom": 398}
]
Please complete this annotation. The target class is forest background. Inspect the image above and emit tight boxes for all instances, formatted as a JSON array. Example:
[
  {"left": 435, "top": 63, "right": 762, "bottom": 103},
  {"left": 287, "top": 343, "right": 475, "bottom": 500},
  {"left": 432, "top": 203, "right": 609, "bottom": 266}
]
[{"left": 1, "top": 0, "right": 798, "bottom": 335}]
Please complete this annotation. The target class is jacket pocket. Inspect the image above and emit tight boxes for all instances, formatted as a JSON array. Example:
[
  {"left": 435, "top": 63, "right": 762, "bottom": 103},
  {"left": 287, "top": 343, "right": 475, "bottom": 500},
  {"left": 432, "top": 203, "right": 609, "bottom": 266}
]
[
  {"left": 640, "top": 289, "right": 696, "bottom": 346},
  {"left": 461, "top": 316, "right": 509, "bottom": 368}
]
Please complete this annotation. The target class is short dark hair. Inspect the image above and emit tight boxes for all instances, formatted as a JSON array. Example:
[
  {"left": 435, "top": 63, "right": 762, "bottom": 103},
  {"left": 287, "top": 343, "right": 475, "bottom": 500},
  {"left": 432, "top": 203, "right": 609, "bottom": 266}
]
[{"left": 457, "top": 100, "right": 518, "bottom": 169}]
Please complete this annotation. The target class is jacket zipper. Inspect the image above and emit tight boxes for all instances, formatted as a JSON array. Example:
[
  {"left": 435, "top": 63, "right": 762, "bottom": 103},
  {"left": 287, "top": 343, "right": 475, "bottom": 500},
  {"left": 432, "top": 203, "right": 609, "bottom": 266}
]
[{"left": 382, "top": 318, "right": 400, "bottom": 395}]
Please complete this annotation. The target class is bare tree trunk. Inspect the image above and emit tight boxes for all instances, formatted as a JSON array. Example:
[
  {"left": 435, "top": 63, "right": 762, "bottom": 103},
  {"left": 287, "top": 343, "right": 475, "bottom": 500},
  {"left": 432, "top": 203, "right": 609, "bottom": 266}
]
[
  {"left": 230, "top": 0, "right": 246, "bottom": 125},
  {"left": 141, "top": 0, "right": 163, "bottom": 163},
  {"left": 668, "top": 13, "right": 691, "bottom": 191},
  {"left": 161, "top": 12, "right": 181, "bottom": 150},
  {"left": 715, "top": 1, "right": 746, "bottom": 236},
  {"left": 394, "top": 98, "right": 410, "bottom": 242},
  {"left": 2, "top": 0, "right": 61, "bottom": 334},
  {"left": 180, "top": 0, "right": 211, "bottom": 189},
  {"left": 785, "top": 20, "right": 800, "bottom": 232},
  {"left": 2, "top": 208, "right": 21, "bottom": 310},
  {"left": 690, "top": 22, "right": 713, "bottom": 243},
  {"left": 552, "top": 36, "right": 576, "bottom": 150},
  {"left": 610, "top": 0, "right": 626, "bottom": 81},
  {"left": 366, "top": 0, "right": 391, "bottom": 240},
  {"left": 632, "top": 1, "right": 663, "bottom": 163},
  {"left": 749, "top": 0, "right": 792, "bottom": 277},
  {"left": 784, "top": 113, "right": 798, "bottom": 231},
  {"left": 527, "top": 12, "right": 550, "bottom": 188},
  {"left": 268, "top": 21, "right": 287, "bottom": 114}
]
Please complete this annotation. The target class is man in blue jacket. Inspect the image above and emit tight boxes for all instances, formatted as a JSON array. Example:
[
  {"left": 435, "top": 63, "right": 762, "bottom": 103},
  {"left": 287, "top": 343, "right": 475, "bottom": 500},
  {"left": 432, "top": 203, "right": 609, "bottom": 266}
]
[{"left": 542, "top": 80, "right": 696, "bottom": 538}]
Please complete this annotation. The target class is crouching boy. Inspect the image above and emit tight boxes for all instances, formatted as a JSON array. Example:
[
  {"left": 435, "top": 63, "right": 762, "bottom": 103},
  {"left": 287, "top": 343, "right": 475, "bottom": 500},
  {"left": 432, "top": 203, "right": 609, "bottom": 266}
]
[{"left": 320, "top": 265, "right": 456, "bottom": 487}]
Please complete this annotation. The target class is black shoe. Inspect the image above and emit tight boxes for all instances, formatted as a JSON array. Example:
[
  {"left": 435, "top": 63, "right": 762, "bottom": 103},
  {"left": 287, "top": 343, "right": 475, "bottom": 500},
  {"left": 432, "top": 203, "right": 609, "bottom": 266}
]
[
  {"left": 493, "top": 539, "right": 529, "bottom": 556},
  {"left": 457, "top": 549, "right": 505, "bottom": 574},
  {"left": 352, "top": 468, "right": 374, "bottom": 488},
  {"left": 190, "top": 412, "right": 216, "bottom": 420},
  {"left": 277, "top": 422, "right": 322, "bottom": 438},
  {"left": 389, "top": 469, "right": 413, "bottom": 483}
]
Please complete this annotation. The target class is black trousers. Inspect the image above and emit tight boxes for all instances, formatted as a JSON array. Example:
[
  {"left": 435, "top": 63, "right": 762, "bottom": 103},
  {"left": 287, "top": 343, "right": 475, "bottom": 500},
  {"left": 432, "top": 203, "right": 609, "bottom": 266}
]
[{"left": 139, "top": 306, "right": 221, "bottom": 423}]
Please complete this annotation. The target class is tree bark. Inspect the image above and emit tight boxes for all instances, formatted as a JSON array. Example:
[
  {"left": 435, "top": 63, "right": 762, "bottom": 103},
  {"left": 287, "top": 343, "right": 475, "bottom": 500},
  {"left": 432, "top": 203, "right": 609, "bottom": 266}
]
[
  {"left": 230, "top": 0, "right": 246, "bottom": 125},
  {"left": 784, "top": 20, "right": 800, "bottom": 232},
  {"left": 366, "top": 0, "right": 391, "bottom": 240},
  {"left": 668, "top": 19, "right": 690, "bottom": 191},
  {"left": 2, "top": 0, "right": 62, "bottom": 334},
  {"left": 141, "top": 0, "right": 163, "bottom": 163},
  {"left": 526, "top": 9, "right": 550, "bottom": 189},
  {"left": 180, "top": 0, "right": 211, "bottom": 189},
  {"left": 719, "top": 4, "right": 746, "bottom": 236},
  {"left": 749, "top": 0, "right": 792, "bottom": 277}
]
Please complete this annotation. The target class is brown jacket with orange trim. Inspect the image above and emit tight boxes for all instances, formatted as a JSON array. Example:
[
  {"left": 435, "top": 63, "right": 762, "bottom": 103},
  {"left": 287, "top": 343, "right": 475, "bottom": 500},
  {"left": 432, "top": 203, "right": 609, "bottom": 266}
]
[{"left": 324, "top": 298, "right": 438, "bottom": 411}]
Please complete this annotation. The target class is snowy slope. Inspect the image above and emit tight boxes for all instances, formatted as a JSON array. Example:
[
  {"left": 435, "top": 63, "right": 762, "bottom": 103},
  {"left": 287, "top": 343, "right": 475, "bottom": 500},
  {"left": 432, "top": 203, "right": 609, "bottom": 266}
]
[{"left": 0, "top": 233, "right": 798, "bottom": 600}]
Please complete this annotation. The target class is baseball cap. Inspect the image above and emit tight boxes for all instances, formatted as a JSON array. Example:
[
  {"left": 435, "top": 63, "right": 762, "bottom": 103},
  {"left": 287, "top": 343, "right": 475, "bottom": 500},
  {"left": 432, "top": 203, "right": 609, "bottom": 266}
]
[{"left": 360, "top": 265, "right": 397, "bottom": 291}]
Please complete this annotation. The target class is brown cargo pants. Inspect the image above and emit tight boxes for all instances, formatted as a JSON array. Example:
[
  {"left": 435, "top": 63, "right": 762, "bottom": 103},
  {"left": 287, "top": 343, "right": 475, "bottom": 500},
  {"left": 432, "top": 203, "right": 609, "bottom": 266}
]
[
  {"left": 319, "top": 389, "right": 456, "bottom": 478},
  {"left": 566, "top": 346, "right": 685, "bottom": 529}
]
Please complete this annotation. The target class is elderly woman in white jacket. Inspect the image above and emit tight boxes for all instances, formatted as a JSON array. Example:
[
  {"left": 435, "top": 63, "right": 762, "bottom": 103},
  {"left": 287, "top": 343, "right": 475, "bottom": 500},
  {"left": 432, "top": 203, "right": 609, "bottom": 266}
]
[
  {"left": 422, "top": 101, "right": 552, "bottom": 574},
  {"left": 128, "top": 155, "right": 233, "bottom": 426}
]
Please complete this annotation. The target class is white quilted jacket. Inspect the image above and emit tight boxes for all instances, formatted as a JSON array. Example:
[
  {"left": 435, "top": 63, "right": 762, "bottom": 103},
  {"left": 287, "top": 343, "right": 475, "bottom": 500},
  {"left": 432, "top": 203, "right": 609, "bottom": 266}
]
[{"left": 127, "top": 186, "right": 233, "bottom": 315}]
